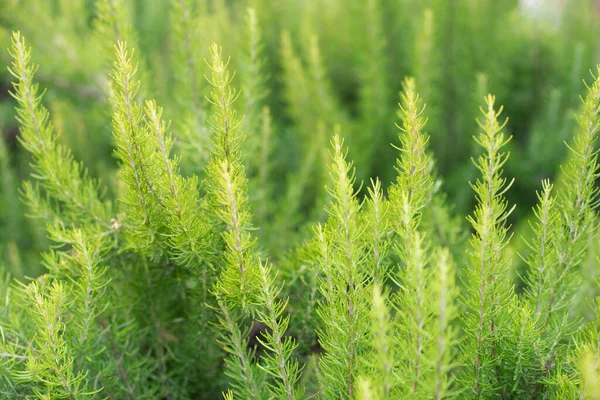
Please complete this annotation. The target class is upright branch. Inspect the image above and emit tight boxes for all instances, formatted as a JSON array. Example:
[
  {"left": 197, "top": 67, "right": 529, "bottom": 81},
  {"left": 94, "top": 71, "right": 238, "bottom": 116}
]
[
  {"left": 389, "top": 78, "right": 433, "bottom": 396},
  {"left": 317, "top": 134, "right": 368, "bottom": 399},
  {"left": 389, "top": 78, "right": 432, "bottom": 237},
  {"left": 523, "top": 181, "right": 560, "bottom": 319},
  {"left": 550, "top": 67, "right": 600, "bottom": 314},
  {"left": 523, "top": 66, "right": 600, "bottom": 388},
  {"left": 144, "top": 100, "right": 210, "bottom": 270},
  {"left": 144, "top": 98, "right": 216, "bottom": 358},
  {"left": 110, "top": 41, "right": 164, "bottom": 256},
  {"left": 241, "top": 7, "right": 268, "bottom": 158},
  {"left": 255, "top": 261, "right": 304, "bottom": 400},
  {"left": 204, "top": 43, "right": 260, "bottom": 309},
  {"left": 25, "top": 281, "right": 92, "bottom": 399},
  {"left": 205, "top": 44, "right": 244, "bottom": 164},
  {"left": 65, "top": 230, "right": 108, "bottom": 355},
  {"left": 205, "top": 44, "right": 301, "bottom": 398},
  {"left": 368, "top": 284, "right": 395, "bottom": 398},
  {"left": 363, "top": 178, "right": 391, "bottom": 285},
  {"left": 8, "top": 32, "right": 112, "bottom": 234},
  {"left": 214, "top": 296, "right": 264, "bottom": 400},
  {"left": 431, "top": 248, "right": 458, "bottom": 400},
  {"left": 462, "top": 95, "right": 515, "bottom": 398},
  {"left": 169, "top": 0, "right": 210, "bottom": 170}
]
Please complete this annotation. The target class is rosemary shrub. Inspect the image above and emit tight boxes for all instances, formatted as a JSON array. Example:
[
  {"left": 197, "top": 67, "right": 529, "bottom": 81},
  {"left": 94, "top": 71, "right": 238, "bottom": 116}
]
[{"left": 2, "top": 1, "right": 600, "bottom": 399}]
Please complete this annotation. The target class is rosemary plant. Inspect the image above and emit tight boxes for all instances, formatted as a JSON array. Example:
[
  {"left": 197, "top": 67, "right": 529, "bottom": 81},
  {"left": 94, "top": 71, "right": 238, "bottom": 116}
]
[{"left": 3, "top": 1, "right": 600, "bottom": 398}]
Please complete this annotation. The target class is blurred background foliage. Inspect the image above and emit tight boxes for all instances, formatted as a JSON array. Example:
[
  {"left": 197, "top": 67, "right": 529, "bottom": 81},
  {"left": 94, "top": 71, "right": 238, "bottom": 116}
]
[{"left": 0, "top": 0, "right": 599, "bottom": 280}]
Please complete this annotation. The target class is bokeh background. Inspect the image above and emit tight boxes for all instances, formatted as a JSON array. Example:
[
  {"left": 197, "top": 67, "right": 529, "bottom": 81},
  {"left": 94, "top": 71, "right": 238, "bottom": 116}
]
[{"left": 1, "top": 0, "right": 599, "bottom": 280}]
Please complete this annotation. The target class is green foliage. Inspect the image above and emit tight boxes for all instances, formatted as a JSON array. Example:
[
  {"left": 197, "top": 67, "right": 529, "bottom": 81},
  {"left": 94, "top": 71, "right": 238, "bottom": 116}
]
[
  {"left": 3, "top": 1, "right": 600, "bottom": 399},
  {"left": 461, "top": 95, "right": 515, "bottom": 398},
  {"left": 314, "top": 134, "right": 369, "bottom": 400}
]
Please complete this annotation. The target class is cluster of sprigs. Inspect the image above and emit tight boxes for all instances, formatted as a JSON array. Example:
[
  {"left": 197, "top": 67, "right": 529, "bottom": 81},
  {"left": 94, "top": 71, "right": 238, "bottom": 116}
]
[{"left": 2, "top": 1, "right": 600, "bottom": 399}]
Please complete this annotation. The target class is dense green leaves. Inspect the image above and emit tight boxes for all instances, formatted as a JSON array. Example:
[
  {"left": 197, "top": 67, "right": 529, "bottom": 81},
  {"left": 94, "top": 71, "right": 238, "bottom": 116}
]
[
  {"left": 461, "top": 95, "right": 516, "bottom": 398},
  {"left": 3, "top": 1, "right": 600, "bottom": 399}
]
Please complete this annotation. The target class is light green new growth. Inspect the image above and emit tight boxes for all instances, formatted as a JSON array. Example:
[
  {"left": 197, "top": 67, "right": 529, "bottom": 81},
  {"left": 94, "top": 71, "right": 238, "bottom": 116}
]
[
  {"left": 317, "top": 134, "right": 368, "bottom": 400},
  {"left": 389, "top": 78, "right": 432, "bottom": 236},
  {"left": 255, "top": 261, "right": 304, "bottom": 400},
  {"left": 521, "top": 66, "right": 600, "bottom": 391},
  {"left": 524, "top": 180, "right": 560, "bottom": 318},
  {"left": 110, "top": 42, "right": 164, "bottom": 256},
  {"left": 144, "top": 99, "right": 208, "bottom": 270},
  {"left": 204, "top": 44, "right": 263, "bottom": 399},
  {"left": 462, "top": 95, "right": 515, "bottom": 398},
  {"left": 363, "top": 178, "right": 391, "bottom": 285},
  {"left": 580, "top": 349, "right": 600, "bottom": 399},
  {"left": 5, "top": 4, "right": 600, "bottom": 397},
  {"left": 25, "top": 281, "right": 93, "bottom": 399},
  {"left": 367, "top": 284, "right": 394, "bottom": 399},
  {"left": 430, "top": 247, "right": 458, "bottom": 400},
  {"left": 356, "top": 377, "right": 376, "bottom": 400},
  {"left": 389, "top": 78, "right": 433, "bottom": 397},
  {"left": 204, "top": 44, "right": 258, "bottom": 308},
  {"left": 204, "top": 44, "right": 302, "bottom": 400},
  {"left": 214, "top": 296, "right": 264, "bottom": 400},
  {"left": 551, "top": 66, "right": 600, "bottom": 314},
  {"left": 8, "top": 32, "right": 113, "bottom": 235},
  {"left": 6, "top": 32, "right": 165, "bottom": 400}
]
